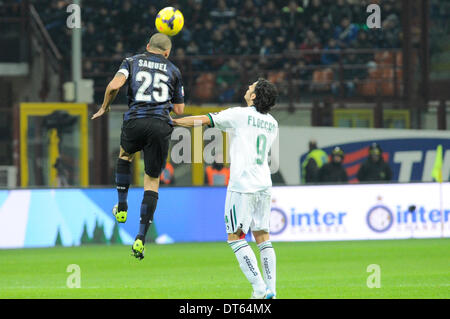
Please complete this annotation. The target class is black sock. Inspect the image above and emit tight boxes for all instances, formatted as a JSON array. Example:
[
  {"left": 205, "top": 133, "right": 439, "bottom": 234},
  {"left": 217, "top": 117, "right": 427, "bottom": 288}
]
[
  {"left": 116, "top": 158, "right": 131, "bottom": 212},
  {"left": 136, "top": 190, "right": 159, "bottom": 243}
]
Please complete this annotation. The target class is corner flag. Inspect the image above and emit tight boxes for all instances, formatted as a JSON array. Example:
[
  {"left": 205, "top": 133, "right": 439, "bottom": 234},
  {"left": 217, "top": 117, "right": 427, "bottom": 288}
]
[{"left": 431, "top": 144, "right": 443, "bottom": 183}]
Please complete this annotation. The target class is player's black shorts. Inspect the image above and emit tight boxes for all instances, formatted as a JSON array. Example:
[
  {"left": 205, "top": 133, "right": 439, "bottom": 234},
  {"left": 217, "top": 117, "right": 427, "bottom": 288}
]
[{"left": 120, "top": 117, "right": 173, "bottom": 178}]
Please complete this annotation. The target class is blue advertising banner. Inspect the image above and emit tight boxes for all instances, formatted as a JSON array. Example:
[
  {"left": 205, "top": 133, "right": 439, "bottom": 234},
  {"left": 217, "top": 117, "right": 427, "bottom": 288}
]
[
  {"left": 83, "top": 187, "right": 229, "bottom": 243},
  {"left": 0, "top": 183, "right": 448, "bottom": 249},
  {"left": 0, "top": 187, "right": 228, "bottom": 249}
]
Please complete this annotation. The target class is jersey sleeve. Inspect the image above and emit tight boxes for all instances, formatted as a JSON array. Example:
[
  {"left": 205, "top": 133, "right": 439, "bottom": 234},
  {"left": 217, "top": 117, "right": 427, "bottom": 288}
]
[
  {"left": 171, "top": 68, "right": 184, "bottom": 104},
  {"left": 208, "top": 107, "right": 240, "bottom": 131},
  {"left": 117, "top": 58, "right": 131, "bottom": 79}
]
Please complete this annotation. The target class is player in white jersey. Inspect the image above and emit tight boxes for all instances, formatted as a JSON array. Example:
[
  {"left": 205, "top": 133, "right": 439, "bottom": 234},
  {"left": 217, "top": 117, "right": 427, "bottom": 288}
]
[{"left": 173, "top": 78, "right": 278, "bottom": 299}]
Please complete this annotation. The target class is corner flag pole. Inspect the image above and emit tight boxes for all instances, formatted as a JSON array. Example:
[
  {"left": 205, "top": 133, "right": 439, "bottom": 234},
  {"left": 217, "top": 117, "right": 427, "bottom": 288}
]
[
  {"left": 439, "top": 179, "right": 443, "bottom": 238},
  {"left": 431, "top": 145, "right": 444, "bottom": 238}
]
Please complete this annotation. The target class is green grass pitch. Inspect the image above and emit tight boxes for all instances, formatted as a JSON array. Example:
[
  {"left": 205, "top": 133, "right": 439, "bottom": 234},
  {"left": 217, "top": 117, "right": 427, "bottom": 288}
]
[{"left": 0, "top": 239, "right": 449, "bottom": 299}]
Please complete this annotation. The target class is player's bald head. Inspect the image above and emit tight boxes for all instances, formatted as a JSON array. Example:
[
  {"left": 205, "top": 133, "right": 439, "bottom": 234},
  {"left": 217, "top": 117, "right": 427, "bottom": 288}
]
[{"left": 148, "top": 33, "right": 172, "bottom": 52}]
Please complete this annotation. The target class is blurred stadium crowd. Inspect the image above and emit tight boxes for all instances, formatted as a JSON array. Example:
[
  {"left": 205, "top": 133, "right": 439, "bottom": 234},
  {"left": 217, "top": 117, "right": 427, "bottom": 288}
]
[
  {"left": 32, "top": 0, "right": 404, "bottom": 103},
  {"left": 0, "top": 0, "right": 447, "bottom": 103},
  {"left": 36, "top": 0, "right": 402, "bottom": 60}
]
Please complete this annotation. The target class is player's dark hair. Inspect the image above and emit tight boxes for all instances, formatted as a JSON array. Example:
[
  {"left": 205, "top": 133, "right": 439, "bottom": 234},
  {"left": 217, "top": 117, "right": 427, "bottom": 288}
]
[{"left": 253, "top": 78, "right": 278, "bottom": 114}]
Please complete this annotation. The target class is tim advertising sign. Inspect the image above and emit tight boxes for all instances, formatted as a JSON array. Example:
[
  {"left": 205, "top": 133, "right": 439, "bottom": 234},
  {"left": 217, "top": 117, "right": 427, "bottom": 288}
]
[
  {"left": 279, "top": 127, "right": 450, "bottom": 185},
  {"left": 318, "top": 138, "right": 450, "bottom": 183}
]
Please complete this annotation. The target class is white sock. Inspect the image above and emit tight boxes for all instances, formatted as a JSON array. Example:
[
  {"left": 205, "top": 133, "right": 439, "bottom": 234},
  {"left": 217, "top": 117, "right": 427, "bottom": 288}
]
[
  {"left": 258, "top": 241, "right": 276, "bottom": 296},
  {"left": 228, "top": 239, "right": 266, "bottom": 295}
]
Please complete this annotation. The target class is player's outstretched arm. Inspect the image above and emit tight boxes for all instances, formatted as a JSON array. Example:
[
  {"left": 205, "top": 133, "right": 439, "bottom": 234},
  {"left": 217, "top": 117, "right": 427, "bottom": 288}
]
[
  {"left": 173, "top": 115, "right": 211, "bottom": 127},
  {"left": 173, "top": 103, "right": 185, "bottom": 115},
  {"left": 91, "top": 73, "right": 127, "bottom": 120}
]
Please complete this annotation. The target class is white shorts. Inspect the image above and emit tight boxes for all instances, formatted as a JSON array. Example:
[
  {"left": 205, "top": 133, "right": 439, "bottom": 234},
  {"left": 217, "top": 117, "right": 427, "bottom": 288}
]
[{"left": 224, "top": 189, "right": 272, "bottom": 234}]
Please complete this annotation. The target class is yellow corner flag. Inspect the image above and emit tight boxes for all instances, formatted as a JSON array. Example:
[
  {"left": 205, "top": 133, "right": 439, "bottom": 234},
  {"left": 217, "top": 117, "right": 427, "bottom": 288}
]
[{"left": 431, "top": 144, "right": 443, "bottom": 183}]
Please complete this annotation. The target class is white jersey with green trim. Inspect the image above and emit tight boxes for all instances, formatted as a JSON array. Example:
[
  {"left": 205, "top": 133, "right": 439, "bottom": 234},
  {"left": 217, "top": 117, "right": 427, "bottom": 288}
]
[{"left": 208, "top": 106, "right": 278, "bottom": 193}]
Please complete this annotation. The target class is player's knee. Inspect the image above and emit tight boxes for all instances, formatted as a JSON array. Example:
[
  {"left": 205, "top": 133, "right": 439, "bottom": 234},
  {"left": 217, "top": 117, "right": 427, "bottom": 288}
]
[
  {"left": 227, "top": 234, "right": 240, "bottom": 241},
  {"left": 227, "top": 229, "right": 245, "bottom": 242},
  {"left": 252, "top": 230, "right": 270, "bottom": 244},
  {"left": 119, "top": 148, "right": 134, "bottom": 162},
  {"left": 119, "top": 154, "right": 133, "bottom": 162},
  {"left": 144, "top": 168, "right": 159, "bottom": 179}
]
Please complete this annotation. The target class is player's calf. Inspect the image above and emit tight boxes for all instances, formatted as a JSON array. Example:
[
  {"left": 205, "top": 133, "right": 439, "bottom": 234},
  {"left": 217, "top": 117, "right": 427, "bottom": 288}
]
[
  {"left": 115, "top": 158, "right": 131, "bottom": 215},
  {"left": 228, "top": 238, "right": 267, "bottom": 297},
  {"left": 132, "top": 191, "right": 156, "bottom": 260},
  {"left": 137, "top": 190, "right": 158, "bottom": 240},
  {"left": 130, "top": 190, "right": 159, "bottom": 259},
  {"left": 257, "top": 240, "right": 276, "bottom": 298}
]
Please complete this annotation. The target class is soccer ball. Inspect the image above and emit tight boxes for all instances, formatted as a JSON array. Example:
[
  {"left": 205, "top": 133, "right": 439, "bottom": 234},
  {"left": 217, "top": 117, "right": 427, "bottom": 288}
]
[{"left": 155, "top": 7, "right": 184, "bottom": 36}]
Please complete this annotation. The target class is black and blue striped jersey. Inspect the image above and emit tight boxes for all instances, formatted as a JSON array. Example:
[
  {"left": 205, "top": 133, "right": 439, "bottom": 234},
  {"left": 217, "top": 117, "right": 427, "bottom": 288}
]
[{"left": 117, "top": 51, "right": 184, "bottom": 123}]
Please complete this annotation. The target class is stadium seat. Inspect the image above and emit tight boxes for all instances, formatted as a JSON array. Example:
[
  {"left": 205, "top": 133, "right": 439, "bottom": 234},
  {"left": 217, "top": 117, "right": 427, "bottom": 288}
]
[
  {"left": 359, "top": 81, "right": 377, "bottom": 96},
  {"left": 312, "top": 70, "right": 322, "bottom": 81},
  {"left": 395, "top": 52, "right": 403, "bottom": 66},
  {"left": 311, "top": 68, "right": 333, "bottom": 91},
  {"left": 381, "top": 81, "right": 394, "bottom": 96},
  {"left": 323, "top": 68, "right": 333, "bottom": 81},
  {"left": 368, "top": 68, "right": 382, "bottom": 80},
  {"left": 375, "top": 51, "right": 394, "bottom": 65},
  {"left": 381, "top": 69, "right": 394, "bottom": 79},
  {"left": 193, "top": 73, "right": 216, "bottom": 101},
  {"left": 267, "top": 71, "right": 285, "bottom": 84}
]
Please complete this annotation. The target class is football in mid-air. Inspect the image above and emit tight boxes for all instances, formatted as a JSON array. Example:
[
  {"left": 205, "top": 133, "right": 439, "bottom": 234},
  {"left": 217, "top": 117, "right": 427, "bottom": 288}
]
[{"left": 155, "top": 7, "right": 184, "bottom": 36}]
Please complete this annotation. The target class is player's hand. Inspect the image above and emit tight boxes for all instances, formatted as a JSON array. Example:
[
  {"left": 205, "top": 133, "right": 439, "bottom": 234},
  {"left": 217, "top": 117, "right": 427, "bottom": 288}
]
[{"left": 91, "top": 105, "right": 110, "bottom": 120}]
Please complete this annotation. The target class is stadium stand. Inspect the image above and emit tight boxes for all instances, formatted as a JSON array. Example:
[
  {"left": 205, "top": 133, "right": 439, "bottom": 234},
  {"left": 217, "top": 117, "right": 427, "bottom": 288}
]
[{"left": 31, "top": 0, "right": 403, "bottom": 103}]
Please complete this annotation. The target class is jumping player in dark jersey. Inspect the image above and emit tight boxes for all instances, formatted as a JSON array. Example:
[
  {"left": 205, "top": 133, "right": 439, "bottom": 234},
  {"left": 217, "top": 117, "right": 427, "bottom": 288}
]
[{"left": 92, "top": 33, "right": 185, "bottom": 259}]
